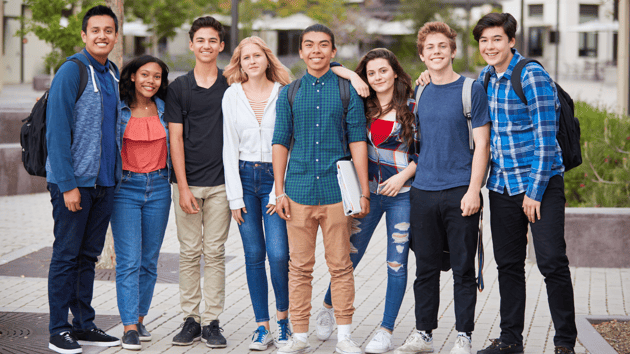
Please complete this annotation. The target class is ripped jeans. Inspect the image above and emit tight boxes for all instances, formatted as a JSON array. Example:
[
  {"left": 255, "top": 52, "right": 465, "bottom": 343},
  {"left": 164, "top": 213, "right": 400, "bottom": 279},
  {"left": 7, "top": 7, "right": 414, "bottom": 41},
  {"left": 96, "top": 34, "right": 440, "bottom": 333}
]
[{"left": 324, "top": 192, "right": 410, "bottom": 331}]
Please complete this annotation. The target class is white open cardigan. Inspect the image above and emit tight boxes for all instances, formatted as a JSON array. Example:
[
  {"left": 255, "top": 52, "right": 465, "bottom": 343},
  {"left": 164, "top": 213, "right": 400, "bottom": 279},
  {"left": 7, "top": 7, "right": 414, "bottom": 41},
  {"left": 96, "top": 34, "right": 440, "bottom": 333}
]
[{"left": 222, "top": 81, "right": 282, "bottom": 210}]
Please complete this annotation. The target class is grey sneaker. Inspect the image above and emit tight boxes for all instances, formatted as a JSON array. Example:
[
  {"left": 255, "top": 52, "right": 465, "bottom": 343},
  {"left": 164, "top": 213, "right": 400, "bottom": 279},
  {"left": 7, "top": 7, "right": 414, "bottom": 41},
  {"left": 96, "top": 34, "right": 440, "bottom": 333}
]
[
  {"left": 137, "top": 323, "right": 151, "bottom": 342},
  {"left": 172, "top": 317, "right": 201, "bottom": 346},
  {"left": 315, "top": 306, "right": 335, "bottom": 340},
  {"left": 121, "top": 330, "right": 141, "bottom": 351},
  {"left": 394, "top": 331, "right": 434, "bottom": 353},
  {"left": 278, "top": 337, "right": 311, "bottom": 354},
  {"left": 203, "top": 320, "right": 227, "bottom": 348}
]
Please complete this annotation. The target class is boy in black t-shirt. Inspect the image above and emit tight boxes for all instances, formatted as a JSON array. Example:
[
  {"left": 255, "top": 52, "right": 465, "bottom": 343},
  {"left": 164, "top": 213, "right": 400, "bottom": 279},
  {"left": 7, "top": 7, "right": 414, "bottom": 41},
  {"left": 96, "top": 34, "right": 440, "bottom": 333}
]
[{"left": 163, "top": 16, "right": 231, "bottom": 348}]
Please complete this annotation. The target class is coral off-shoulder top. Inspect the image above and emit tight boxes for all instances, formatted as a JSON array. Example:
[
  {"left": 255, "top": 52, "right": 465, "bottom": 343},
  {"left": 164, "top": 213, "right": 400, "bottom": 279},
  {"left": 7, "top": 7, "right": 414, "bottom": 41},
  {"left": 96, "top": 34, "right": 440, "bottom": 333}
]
[{"left": 121, "top": 116, "right": 167, "bottom": 173}]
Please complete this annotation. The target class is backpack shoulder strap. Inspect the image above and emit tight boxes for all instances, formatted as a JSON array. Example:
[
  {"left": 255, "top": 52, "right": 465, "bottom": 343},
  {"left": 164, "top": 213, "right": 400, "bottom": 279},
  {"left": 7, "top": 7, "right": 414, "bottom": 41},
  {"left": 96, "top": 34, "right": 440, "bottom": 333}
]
[
  {"left": 511, "top": 58, "right": 542, "bottom": 105},
  {"left": 287, "top": 78, "right": 301, "bottom": 112},
  {"left": 483, "top": 70, "right": 492, "bottom": 92},
  {"left": 67, "top": 58, "right": 88, "bottom": 103},
  {"left": 338, "top": 76, "right": 350, "bottom": 119},
  {"left": 413, "top": 84, "right": 426, "bottom": 116},
  {"left": 462, "top": 77, "right": 475, "bottom": 153},
  {"left": 179, "top": 71, "right": 193, "bottom": 139}
]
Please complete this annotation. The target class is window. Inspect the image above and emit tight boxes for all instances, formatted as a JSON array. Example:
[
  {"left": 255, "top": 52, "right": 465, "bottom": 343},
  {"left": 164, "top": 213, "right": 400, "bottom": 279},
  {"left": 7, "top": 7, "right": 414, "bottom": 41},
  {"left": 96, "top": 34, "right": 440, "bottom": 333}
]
[
  {"left": 528, "top": 27, "right": 544, "bottom": 57},
  {"left": 579, "top": 32, "right": 598, "bottom": 57},
  {"left": 277, "top": 30, "right": 301, "bottom": 56},
  {"left": 528, "top": 4, "right": 544, "bottom": 18},
  {"left": 579, "top": 4, "right": 599, "bottom": 23}
]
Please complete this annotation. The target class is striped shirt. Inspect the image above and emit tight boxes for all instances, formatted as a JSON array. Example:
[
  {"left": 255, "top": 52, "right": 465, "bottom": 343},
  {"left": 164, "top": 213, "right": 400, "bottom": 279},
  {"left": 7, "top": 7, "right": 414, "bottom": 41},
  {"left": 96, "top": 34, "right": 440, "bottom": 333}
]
[
  {"left": 478, "top": 49, "right": 564, "bottom": 202},
  {"left": 248, "top": 98, "right": 268, "bottom": 124},
  {"left": 272, "top": 69, "right": 366, "bottom": 206}
]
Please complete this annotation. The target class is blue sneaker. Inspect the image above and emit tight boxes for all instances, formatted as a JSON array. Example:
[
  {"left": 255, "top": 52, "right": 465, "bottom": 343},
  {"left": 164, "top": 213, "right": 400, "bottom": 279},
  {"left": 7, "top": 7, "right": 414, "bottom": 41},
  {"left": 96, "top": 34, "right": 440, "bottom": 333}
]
[
  {"left": 249, "top": 326, "right": 273, "bottom": 351},
  {"left": 276, "top": 318, "right": 292, "bottom": 347}
]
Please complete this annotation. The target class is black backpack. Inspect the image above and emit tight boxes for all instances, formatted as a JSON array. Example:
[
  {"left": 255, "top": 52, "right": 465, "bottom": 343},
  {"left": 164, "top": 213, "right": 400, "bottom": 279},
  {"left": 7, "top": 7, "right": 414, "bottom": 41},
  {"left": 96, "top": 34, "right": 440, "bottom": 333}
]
[
  {"left": 286, "top": 76, "right": 351, "bottom": 155},
  {"left": 20, "top": 58, "right": 88, "bottom": 177},
  {"left": 484, "top": 59, "right": 582, "bottom": 171}
]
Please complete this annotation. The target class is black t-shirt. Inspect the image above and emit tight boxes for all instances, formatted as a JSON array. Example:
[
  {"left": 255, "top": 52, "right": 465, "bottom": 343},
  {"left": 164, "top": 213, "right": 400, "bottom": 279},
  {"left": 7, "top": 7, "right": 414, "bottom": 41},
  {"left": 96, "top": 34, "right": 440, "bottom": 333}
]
[{"left": 164, "top": 69, "right": 229, "bottom": 187}]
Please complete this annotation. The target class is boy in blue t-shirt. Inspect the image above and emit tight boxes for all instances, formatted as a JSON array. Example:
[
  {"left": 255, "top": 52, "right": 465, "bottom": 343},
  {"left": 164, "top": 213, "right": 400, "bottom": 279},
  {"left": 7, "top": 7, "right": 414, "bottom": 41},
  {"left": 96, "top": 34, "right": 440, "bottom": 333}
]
[{"left": 395, "top": 22, "right": 490, "bottom": 354}]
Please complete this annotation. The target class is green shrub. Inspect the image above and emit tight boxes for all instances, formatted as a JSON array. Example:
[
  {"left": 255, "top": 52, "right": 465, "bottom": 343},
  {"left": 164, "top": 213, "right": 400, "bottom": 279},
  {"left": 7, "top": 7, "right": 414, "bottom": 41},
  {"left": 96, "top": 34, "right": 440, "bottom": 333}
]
[{"left": 565, "top": 102, "right": 630, "bottom": 207}]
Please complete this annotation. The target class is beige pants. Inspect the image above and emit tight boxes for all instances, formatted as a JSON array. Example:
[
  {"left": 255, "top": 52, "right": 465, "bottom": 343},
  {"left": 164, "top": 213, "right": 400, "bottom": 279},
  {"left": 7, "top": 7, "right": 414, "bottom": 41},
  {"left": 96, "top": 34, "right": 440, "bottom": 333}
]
[
  {"left": 173, "top": 183, "right": 231, "bottom": 325},
  {"left": 286, "top": 198, "right": 355, "bottom": 333}
]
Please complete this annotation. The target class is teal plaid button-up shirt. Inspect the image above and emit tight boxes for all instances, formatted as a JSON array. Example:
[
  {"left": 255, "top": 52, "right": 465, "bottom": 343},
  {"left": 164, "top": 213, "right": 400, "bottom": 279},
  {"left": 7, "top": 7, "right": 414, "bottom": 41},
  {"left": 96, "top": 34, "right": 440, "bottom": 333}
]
[{"left": 272, "top": 70, "right": 366, "bottom": 206}]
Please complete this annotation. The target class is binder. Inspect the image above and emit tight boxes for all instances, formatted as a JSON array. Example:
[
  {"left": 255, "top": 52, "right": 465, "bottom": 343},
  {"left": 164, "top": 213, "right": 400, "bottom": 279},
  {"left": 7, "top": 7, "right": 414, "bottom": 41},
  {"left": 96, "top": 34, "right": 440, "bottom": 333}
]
[{"left": 336, "top": 160, "right": 362, "bottom": 216}]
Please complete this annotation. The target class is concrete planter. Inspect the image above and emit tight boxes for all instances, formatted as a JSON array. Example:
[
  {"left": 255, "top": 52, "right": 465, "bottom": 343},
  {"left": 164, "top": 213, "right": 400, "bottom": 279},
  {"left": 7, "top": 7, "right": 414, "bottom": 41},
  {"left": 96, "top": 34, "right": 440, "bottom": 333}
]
[{"left": 565, "top": 208, "right": 630, "bottom": 268}]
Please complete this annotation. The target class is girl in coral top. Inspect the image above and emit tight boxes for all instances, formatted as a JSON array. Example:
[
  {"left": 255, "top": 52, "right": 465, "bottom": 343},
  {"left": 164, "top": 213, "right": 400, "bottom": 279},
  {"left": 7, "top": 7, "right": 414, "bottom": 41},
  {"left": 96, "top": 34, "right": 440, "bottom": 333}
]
[{"left": 111, "top": 55, "right": 171, "bottom": 350}]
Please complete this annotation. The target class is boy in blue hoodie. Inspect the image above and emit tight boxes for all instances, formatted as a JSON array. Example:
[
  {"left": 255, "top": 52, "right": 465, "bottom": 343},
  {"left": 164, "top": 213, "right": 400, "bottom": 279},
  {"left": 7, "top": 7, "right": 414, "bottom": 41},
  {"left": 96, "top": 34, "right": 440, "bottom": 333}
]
[{"left": 45, "top": 5, "right": 122, "bottom": 354}]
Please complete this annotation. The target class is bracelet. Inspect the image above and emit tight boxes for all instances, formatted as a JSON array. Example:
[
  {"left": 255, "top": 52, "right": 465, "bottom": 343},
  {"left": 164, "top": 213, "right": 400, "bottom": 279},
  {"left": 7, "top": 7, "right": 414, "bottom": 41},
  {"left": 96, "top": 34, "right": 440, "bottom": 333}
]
[
  {"left": 360, "top": 195, "right": 370, "bottom": 201},
  {"left": 276, "top": 193, "right": 287, "bottom": 200}
]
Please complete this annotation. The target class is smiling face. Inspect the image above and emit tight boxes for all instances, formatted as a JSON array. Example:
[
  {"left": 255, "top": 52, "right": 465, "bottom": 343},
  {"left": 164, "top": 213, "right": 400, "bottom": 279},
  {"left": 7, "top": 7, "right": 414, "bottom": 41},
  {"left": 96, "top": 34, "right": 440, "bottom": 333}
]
[
  {"left": 131, "top": 62, "right": 162, "bottom": 100},
  {"left": 299, "top": 31, "right": 336, "bottom": 77},
  {"left": 81, "top": 15, "right": 118, "bottom": 64},
  {"left": 240, "top": 43, "right": 269, "bottom": 80},
  {"left": 189, "top": 27, "right": 225, "bottom": 64},
  {"left": 365, "top": 58, "right": 397, "bottom": 96},
  {"left": 478, "top": 26, "right": 515, "bottom": 73},
  {"left": 419, "top": 32, "right": 456, "bottom": 73}
]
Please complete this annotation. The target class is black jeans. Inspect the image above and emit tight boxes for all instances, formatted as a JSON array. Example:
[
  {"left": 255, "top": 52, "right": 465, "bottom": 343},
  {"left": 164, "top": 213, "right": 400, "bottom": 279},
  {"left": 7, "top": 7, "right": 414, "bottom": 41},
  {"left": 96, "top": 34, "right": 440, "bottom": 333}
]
[
  {"left": 489, "top": 175, "right": 577, "bottom": 348},
  {"left": 410, "top": 186, "right": 480, "bottom": 332}
]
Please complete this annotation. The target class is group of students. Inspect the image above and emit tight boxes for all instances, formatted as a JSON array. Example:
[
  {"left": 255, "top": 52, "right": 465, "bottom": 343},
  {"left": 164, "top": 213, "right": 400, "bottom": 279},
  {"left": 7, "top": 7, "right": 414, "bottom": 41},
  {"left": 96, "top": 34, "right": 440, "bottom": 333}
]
[{"left": 44, "top": 5, "right": 577, "bottom": 354}]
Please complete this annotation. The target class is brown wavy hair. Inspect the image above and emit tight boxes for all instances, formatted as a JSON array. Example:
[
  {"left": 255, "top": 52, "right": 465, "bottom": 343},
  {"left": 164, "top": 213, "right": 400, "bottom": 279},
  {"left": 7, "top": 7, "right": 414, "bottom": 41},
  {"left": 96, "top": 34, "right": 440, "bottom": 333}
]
[
  {"left": 354, "top": 48, "right": 414, "bottom": 147},
  {"left": 417, "top": 21, "right": 457, "bottom": 56},
  {"left": 223, "top": 36, "right": 291, "bottom": 86}
]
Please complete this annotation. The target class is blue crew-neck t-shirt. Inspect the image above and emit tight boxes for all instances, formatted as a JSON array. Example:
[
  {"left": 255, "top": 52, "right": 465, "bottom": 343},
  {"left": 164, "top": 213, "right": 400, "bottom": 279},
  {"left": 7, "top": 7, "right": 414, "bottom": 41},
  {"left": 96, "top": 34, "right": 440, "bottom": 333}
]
[{"left": 412, "top": 75, "right": 490, "bottom": 191}]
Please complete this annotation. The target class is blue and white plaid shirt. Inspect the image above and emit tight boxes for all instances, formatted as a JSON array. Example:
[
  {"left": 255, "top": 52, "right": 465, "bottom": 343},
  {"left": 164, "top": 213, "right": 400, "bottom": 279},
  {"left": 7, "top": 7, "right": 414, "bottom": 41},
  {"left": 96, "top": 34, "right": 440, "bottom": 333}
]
[{"left": 478, "top": 49, "right": 564, "bottom": 202}]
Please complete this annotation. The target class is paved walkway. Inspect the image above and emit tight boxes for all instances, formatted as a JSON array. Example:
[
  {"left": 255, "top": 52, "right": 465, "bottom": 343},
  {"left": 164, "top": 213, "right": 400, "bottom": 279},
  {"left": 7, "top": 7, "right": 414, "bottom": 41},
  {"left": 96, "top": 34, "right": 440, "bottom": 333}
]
[{"left": 1, "top": 191, "right": 629, "bottom": 354}]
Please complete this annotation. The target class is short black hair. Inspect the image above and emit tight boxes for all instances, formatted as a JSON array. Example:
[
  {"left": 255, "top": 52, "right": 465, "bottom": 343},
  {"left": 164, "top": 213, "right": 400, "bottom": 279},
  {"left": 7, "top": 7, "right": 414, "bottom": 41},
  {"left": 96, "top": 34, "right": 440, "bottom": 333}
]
[
  {"left": 189, "top": 16, "right": 225, "bottom": 42},
  {"left": 82, "top": 5, "right": 118, "bottom": 33},
  {"left": 473, "top": 13, "right": 517, "bottom": 42},
  {"left": 299, "top": 24, "right": 335, "bottom": 50},
  {"left": 119, "top": 55, "right": 169, "bottom": 107}
]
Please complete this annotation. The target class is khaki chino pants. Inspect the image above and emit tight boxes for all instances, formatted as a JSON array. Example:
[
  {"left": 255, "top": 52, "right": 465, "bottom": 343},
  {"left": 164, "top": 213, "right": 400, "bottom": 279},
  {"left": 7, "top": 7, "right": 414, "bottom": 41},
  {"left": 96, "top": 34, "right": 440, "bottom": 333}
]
[
  {"left": 286, "top": 198, "right": 355, "bottom": 333},
  {"left": 173, "top": 183, "right": 231, "bottom": 325}
]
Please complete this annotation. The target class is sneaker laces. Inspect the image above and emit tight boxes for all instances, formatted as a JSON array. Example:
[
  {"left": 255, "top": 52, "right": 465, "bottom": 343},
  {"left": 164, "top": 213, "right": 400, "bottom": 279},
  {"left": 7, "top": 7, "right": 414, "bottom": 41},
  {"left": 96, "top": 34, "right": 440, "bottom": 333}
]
[
  {"left": 252, "top": 327, "right": 267, "bottom": 343},
  {"left": 90, "top": 328, "right": 107, "bottom": 336},
  {"left": 455, "top": 335, "right": 471, "bottom": 347},
  {"left": 486, "top": 338, "right": 501, "bottom": 349},
  {"left": 372, "top": 330, "right": 389, "bottom": 343},
  {"left": 278, "top": 319, "right": 291, "bottom": 341},
  {"left": 60, "top": 331, "right": 77, "bottom": 343},
  {"left": 210, "top": 322, "right": 224, "bottom": 336},
  {"left": 317, "top": 307, "right": 334, "bottom": 327}
]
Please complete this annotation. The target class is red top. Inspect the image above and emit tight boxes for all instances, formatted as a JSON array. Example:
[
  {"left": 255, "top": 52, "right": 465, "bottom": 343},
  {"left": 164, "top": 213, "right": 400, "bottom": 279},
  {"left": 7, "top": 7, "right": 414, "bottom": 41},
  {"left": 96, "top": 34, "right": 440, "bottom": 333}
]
[
  {"left": 121, "top": 116, "right": 167, "bottom": 173},
  {"left": 370, "top": 119, "right": 395, "bottom": 147}
]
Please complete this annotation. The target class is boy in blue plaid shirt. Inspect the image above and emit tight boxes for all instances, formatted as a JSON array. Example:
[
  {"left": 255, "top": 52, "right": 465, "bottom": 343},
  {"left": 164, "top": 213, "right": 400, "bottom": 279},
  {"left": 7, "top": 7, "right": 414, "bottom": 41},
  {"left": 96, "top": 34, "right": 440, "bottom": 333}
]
[{"left": 473, "top": 13, "right": 577, "bottom": 354}]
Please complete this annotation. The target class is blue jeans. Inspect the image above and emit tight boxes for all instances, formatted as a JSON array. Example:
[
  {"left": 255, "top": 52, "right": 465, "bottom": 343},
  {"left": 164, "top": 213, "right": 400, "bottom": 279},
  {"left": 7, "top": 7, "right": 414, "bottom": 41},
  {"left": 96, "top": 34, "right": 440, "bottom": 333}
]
[
  {"left": 110, "top": 169, "right": 171, "bottom": 326},
  {"left": 324, "top": 192, "right": 411, "bottom": 331},
  {"left": 237, "top": 161, "right": 289, "bottom": 322},
  {"left": 48, "top": 183, "right": 114, "bottom": 335}
]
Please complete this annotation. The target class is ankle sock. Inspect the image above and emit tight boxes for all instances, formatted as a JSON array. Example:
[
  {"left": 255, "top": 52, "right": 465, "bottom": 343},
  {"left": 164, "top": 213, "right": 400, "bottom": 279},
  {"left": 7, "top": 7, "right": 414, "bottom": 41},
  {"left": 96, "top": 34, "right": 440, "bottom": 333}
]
[
  {"left": 458, "top": 331, "right": 472, "bottom": 342},
  {"left": 294, "top": 332, "right": 308, "bottom": 343},
  {"left": 337, "top": 324, "right": 351, "bottom": 341},
  {"left": 416, "top": 330, "right": 433, "bottom": 342}
]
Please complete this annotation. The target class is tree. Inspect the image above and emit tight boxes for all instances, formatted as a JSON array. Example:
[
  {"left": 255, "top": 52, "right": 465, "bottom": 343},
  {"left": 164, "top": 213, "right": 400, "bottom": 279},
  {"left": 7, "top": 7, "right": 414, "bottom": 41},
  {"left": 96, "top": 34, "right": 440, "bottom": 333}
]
[{"left": 19, "top": 0, "right": 98, "bottom": 73}]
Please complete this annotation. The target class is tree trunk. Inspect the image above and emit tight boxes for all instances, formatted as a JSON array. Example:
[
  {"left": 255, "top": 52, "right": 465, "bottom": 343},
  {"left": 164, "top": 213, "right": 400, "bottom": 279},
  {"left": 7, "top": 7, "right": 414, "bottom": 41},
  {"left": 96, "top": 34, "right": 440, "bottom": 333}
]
[{"left": 96, "top": 0, "right": 123, "bottom": 270}]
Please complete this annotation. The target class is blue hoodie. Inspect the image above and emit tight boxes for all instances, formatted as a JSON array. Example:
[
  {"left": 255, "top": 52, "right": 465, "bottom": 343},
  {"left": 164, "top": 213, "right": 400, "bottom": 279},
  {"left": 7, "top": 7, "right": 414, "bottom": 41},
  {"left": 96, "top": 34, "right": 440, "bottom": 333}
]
[{"left": 45, "top": 49, "right": 122, "bottom": 193}]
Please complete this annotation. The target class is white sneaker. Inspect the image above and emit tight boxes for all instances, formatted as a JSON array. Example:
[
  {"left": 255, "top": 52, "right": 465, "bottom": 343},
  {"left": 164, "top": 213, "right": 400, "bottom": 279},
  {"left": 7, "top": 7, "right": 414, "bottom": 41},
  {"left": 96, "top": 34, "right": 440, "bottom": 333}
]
[
  {"left": 394, "top": 332, "right": 434, "bottom": 354},
  {"left": 365, "top": 329, "right": 393, "bottom": 353},
  {"left": 336, "top": 336, "right": 363, "bottom": 354},
  {"left": 315, "top": 306, "right": 335, "bottom": 340},
  {"left": 449, "top": 335, "right": 472, "bottom": 354},
  {"left": 278, "top": 337, "right": 311, "bottom": 354},
  {"left": 249, "top": 326, "right": 273, "bottom": 351}
]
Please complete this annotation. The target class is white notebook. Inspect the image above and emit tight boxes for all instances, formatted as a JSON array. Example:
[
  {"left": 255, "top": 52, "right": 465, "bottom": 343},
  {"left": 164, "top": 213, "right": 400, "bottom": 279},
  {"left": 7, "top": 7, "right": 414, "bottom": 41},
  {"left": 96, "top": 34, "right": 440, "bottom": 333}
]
[{"left": 336, "top": 160, "right": 362, "bottom": 216}]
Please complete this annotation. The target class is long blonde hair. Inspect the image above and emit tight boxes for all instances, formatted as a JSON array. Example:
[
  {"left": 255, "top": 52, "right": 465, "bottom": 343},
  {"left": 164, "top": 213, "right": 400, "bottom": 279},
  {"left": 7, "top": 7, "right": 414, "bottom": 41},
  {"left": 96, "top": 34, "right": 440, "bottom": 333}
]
[{"left": 224, "top": 36, "right": 291, "bottom": 86}]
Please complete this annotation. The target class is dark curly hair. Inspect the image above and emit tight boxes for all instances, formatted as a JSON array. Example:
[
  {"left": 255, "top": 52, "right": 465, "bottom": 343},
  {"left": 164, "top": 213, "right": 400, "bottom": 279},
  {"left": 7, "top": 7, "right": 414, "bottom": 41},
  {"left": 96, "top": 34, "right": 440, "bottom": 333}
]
[
  {"left": 119, "top": 55, "right": 169, "bottom": 107},
  {"left": 354, "top": 48, "right": 415, "bottom": 147}
]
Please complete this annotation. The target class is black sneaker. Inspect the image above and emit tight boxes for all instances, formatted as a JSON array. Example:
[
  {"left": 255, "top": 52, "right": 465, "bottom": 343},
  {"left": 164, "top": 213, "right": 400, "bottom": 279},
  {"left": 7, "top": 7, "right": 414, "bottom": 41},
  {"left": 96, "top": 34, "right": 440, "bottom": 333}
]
[
  {"left": 172, "top": 317, "right": 201, "bottom": 346},
  {"left": 72, "top": 327, "right": 120, "bottom": 347},
  {"left": 49, "top": 331, "right": 82, "bottom": 354},
  {"left": 477, "top": 338, "right": 524, "bottom": 354},
  {"left": 122, "top": 330, "right": 142, "bottom": 350},
  {"left": 204, "top": 320, "right": 227, "bottom": 348},
  {"left": 555, "top": 346, "right": 576, "bottom": 354},
  {"left": 137, "top": 322, "right": 152, "bottom": 341}
]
